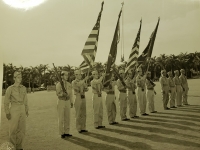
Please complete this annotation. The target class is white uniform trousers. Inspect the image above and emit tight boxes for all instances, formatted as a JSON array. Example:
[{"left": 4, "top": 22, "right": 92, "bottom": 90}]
[
  {"left": 118, "top": 92, "right": 127, "bottom": 120},
  {"left": 9, "top": 104, "right": 26, "bottom": 150},
  {"left": 74, "top": 95, "right": 86, "bottom": 131},
  {"left": 92, "top": 94, "right": 103, "bottom": 127},
  {"left": 136, "top": 87, "right": 147, "bottom": 114},
  {"left": 162, "top": 90, "right": 169, "bottom": 109},
  {"left": 176, "top": 85, "right": 182, "bottom": 106},
  {"left": 127, "top": 92, "right": 137, "bottom": 117},
  {"left": 57, "top": 100, "right": 70, "bottom": 135},
  {"left": 146, "top": 90, "right": 155, "bottom": 112},
  {"left": 105, "top": 94, "right": 116, "bottom": 123},
  {"left": 169, "top": 87, "right": 176, "bottom": 107},
  {"left": 182, "top": 87, "right": 188, "bottom": 105}
]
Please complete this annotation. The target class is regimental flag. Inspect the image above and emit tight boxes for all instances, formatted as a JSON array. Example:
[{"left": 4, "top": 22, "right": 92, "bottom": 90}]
[
  {"left": 81, "top": 1, "right": 104, "bottom": 69},
  {"left": 125, "top": 19, "right": 142, "bottom": 74},
  {"left": 137, "top": 18, "right": 160, "bottom": 66},
  {"left": 103, "top": 8, "right": 122, "bottom": 87}
]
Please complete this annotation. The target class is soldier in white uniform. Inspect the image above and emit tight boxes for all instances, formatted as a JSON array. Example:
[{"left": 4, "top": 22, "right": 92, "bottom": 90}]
[
  {"left": 91, "top": 70, "right": 106, "bottom": 129},
  {"left": 173, "top": 70, "right": 183, "bottom": 107},
  {"left": 103, "top": 73, "right": 118, "bottom": 125},
  {"left": 72, "top": 70, "right": 88, "bottom": 133},
  {"left": 179, "top": 69, "right": 189, "bottom": 105},
  {"left": 4, "top": 71, "right": 29, "bottom": 150},
  {"left": 125, "top": 70, "right": 139, "bottom": 118},
  {"left": 56, "top": 70, "right": 73, "bottom": 138},
  {"left": 136, "top": 67, "right": 148, "bottom": 115},
  {"left": 159, "top": 70, "right": 170, "bottom": 110},
  {"left": 117, "top": 69, "right": 130, "bottom": 121},
  {"left": 167, "top": 71, "right": 177, "bottom": 108},
  {"left": 145, "top": 71, "right": 157, "bottom": 113}
]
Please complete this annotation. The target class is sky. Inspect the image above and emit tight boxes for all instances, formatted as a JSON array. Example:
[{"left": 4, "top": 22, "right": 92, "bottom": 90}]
[{"left": 0, "top": 0, "right": 200, "bottom": 69}]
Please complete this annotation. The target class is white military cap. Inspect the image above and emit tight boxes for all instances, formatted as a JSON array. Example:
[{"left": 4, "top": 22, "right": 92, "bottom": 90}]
[
  {"left": 74, "top": 69, "right": 81, "bottom": 75},
  {"left": 14, "top": 71, "right": 22, "bottom": 78},
  {"left": 119, "top": 69, "right": 125, "bottom": 74},
  {"left": 174, "top": 70, "right": 179, "bottom": 74},
  {"left": 180, "top": 69, "right": 185, "bottom": 72},
  {"left": 167, "top": 71, "right": 172, "bottom": 75},
  {"left": 161, "top": 70, "right": 166, "bottom": 74},
  {"left": 137, "top": 67, "right": 142, "bottom": 72}
]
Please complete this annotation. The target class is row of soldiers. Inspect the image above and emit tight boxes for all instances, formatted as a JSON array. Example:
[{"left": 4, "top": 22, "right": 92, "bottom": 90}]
[{"left": 3, "top": 67, "right": 189, "bottom": 149}]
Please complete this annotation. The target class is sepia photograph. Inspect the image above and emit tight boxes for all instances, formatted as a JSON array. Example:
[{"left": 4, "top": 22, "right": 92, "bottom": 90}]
[{"left": 0, "top": 0, "right": 200, "bottom": 149}]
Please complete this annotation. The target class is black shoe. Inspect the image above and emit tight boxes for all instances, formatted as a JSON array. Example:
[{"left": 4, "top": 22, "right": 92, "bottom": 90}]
[
  {"left": 122, "top": 118, "right": 130, "bottom": 121},
  {"left": 109, "top": 122, "right": 115, "bottom": 125},
  {"left": 113, "top": 122, "right": 119, "bottom": 124},
  {"left": 142, "top": 113, "right": 149, "bottom": 116},
  {"left": 134, "top": 116, "right": 139, "bottom": 118},
  {"left": 95, "top": 126, "right": 100, "bottom": 129},
  {"left": 151, "top": 111, "right": 157, "bottom": 113},
  {"left": 61, "top": 134, "right": 65, "bottom": 139},
  {"left": 81, "top": 130, "right": 88, "bottom": 132},
  {"left": 170, "top": 106, "right": 177, "bottom": 108},
  {"left": 130, "top": 116, "right": 135, "bottom": 119},
  {"left": 184, "top": 104, "right": 190, "bottom": 105},
  {"left": 164, "top": 107, "right": 170, "bottom": 110},
  {"left": 98, "top": 126, "right": 105, "bottom": 128},
  {"left": 64, "top": 134, "right": 72, "bottom": 137}
]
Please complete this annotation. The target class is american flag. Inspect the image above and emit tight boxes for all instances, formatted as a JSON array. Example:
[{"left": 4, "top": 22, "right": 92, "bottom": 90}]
[
  {"left": 125, "top": 19, "right": 142, "bottom": 74},
  {"left": 80, "top": 1, "right": 104, "bottom": 72}
]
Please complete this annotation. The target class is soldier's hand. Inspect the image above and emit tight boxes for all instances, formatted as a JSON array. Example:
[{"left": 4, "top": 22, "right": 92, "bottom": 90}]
[
  {"left": 63, "top": 93, "right": 68, "bottom": 97},
  {"left": 26, "top": 111, "right": 29, "bottom": 117},
  {"left": 154, "top": 91, "right": 157, "bottom": 95},
  {"left": 162, "top": 91, "right": 165, "bottom": 94},
  {"left": 6, "top": 113, "right": 11, "bottom": 120},
  {"left": 169, "top": 90, "right": 171, "bottom": 93},
  {"left": 183, "top": 88, "right": 185, "bottom": 91},
  {"left": 71, "top": 103, "right": 73, "bottom": 108}
]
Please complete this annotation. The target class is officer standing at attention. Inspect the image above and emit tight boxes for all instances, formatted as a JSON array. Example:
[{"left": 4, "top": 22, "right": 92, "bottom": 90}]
[
  {"left": 103, "top": 73, "right": 118, "bottom": 125},
  {"left": 4, "top": 71, "right": 29, "bottom": 150},
  {"left": 136, "top": 67, "right": 149, "bottom": 116},
  {"left": 167, "top": 71, "right": 177, "bottom": 108},
  {"left": 56, "top": 70, "right": 73, "bottom": 138},
  {"left": 125, "top": 70, "right": 139, "bottom": 118},
  {"left": 72, "top": 69, "right": 89, "bottom": 133},
  {"left": 145, "top": 71, "right": 157, "bottom": 113},
  {"left": 159, "top": 70, "right": 170, "bottom": 110},
  {"left": 174, "top": 70, "right": 183, "bottom": 107},
  {"left": 179, "top": 69, "right": 189, "bottom": 105},
  {"left": 117, "top": 69, "right": 130, "bottom": 121},
  {"left": 91, "top": 70, "right": 106, "bottom": 129}
]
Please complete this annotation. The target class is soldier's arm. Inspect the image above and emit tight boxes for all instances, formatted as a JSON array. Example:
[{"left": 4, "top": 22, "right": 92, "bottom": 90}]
[
  {"left": 4, "top": 87, "right": 11, "bottom": 114},
  {"left": 24, "top": 88, "right": 29, "bottom": 114},
  {"left": 159, "top": 78, "right": 164, "bottom": 91},
  {"left": 56, "top": 83, "right": 63, "bottom": 96},
  {"left": 117, "top": 80, "right": 125, "bottom": 90}
]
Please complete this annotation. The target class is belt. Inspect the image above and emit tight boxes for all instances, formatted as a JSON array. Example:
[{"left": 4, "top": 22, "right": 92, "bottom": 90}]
[
  {"left": 107, "top": 91, "right": 114, "bottom": 94},
  {"left": 147, "top": 88, "right": 154, "bottom": 90},
  {"left": 119, "top": 90, "right": 126, "bottom": 93},
  {"left": 58, "top": 96, "right": 70, "bottom": 101}
]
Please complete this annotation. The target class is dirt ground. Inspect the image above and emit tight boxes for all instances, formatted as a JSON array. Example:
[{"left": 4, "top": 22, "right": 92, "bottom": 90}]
[{"left": 1, "top": 79, "right": 200, "bottom": 150}]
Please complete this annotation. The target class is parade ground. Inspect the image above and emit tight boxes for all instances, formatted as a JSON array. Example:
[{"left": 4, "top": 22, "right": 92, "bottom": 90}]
[{"left": 1, "top": 79, "right": 200, "bottom": 150}]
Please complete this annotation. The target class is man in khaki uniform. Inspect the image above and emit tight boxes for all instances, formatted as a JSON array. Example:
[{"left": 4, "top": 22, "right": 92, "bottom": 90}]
[
  {"left": 145, "top": 71, "right": 157, "bottom": 113},
  {"left": 117, "top": 69, "right": 130, "bottom": 120},
  {"left": 167, "top": 71, "right": 177, "bottom": 108},
  {"left": 103, "top": 73, "right": 118, "bottom": 125},
  {"left": 91, "top": 70, "right": 106, "bottom": 129},
  {"left": 125, "top": 70, "right": 139, "bottom": 118},
  {"left": 159, "top": 70, "right": 170, "bottom": 110},
  {"left": 180, "top": 69, "right": 189, "bottom": 105},
  {"left": 56, "top": 70, "right": 73, "bottom": 138},
  {"left": 173, "top": 70, "right": 183, "bottom": 107},
  {"left": 136, "top": 67, "right": 148, "bottom": 115},
  {"left": 4, "top": 71, "right": 29, "bottom": 150},
  {"left": 72, "top": 70, "right": 88, "bottom": 133}
]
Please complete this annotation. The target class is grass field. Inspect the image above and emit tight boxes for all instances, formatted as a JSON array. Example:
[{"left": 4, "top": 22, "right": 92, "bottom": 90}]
[{"left": 1, "top": 79, "right": 200, "bottom": 150}]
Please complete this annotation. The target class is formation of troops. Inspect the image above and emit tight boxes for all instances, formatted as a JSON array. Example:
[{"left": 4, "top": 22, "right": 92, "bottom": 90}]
[{"left": 3, "top": 67, "right": 189, "bottom": 150}]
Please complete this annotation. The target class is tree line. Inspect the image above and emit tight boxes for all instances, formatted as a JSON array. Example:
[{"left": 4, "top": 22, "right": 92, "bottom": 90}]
[{"left": 2, "top": 52, "right": 200, "bottom": 89}]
